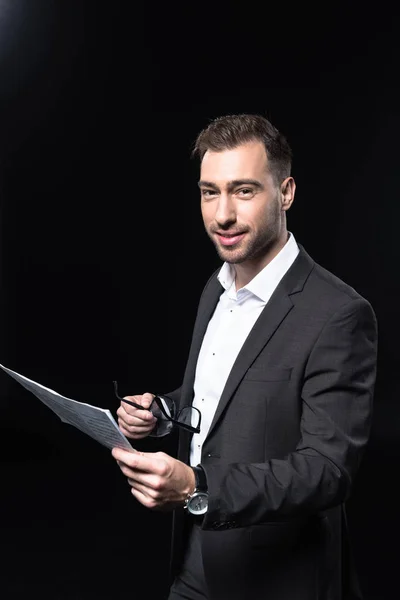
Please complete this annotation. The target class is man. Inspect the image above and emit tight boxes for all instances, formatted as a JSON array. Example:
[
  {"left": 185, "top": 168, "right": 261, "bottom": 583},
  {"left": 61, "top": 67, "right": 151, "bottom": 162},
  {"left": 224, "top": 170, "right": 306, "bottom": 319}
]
[{"left": 112, "top": 114, "right": 378, "bottom": 599}]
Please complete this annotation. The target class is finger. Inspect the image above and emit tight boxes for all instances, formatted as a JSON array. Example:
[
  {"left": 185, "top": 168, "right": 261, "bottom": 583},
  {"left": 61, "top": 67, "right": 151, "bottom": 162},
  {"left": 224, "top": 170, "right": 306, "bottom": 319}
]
[
  {"left": 140, "top": 393, "right": 156, "bottom": 409},
  {"left": 118, "top": 414, "right": 155, "bottom": 431},
  {"left": 121, "top": 468, "right": 162, "bottom": 492},
  {"left": 118, "top": 416, "right": 156, "bottom": 435},
  {"left": 112, "top": 447, "right": 139, "bottom": 462},
  {"left": 130, "top": 484, "right": 160, "bottom": 510},
  {"left": 127, "top": 478, "right": 164, "bottom": 504},
  {"left": 127, "top": 476, "right": 153, "bottom": 493},
  {"left": 112, "top": 448, "right": 165, "bottom": 475},
  {"left": 122, "top": 393, "right": 155, "bottom": 412},
  {"left": 117, "top": 403, "right": 156, "bottom": 423},
  {"left": 118, "top": 414, "right": 157, "bottom": 431},
  {"left": 118, "top": 423, "right": 151, "bottom": 440}
]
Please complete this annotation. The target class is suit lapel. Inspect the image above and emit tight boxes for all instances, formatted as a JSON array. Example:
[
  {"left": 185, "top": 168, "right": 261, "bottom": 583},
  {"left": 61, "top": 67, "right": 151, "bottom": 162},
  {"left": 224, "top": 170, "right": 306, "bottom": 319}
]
[
  {"left": 177, "top": 273, "right": 223, "bottom": 463},
  {"left": 180, "top": 272, "right": 223, "bottom": 405},
  {"left": 205, "top": 246, "right": 315, "bottom": 439},
  {"left": 206, "top": 290, "right": 293, "bottom": 437}
]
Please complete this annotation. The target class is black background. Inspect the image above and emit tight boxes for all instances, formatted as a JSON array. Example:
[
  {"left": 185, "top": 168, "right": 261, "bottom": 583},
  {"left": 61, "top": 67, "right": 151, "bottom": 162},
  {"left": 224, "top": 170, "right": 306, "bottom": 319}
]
[{"left": 0, "top": 2, "right": 398, "bottom": 598}]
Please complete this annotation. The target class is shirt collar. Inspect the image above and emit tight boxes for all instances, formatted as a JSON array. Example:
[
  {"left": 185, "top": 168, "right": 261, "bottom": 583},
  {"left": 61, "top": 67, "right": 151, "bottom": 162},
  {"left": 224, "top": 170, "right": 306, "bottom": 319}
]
[{"left": 217, "top": 232, "right": 299, "bottom": 302}]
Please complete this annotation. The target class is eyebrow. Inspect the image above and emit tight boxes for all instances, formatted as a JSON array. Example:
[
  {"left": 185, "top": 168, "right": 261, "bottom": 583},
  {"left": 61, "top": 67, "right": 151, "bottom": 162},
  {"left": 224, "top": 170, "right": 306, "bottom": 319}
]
[{"left": 198, "top": 179, "right": 264, "bottom": 192}]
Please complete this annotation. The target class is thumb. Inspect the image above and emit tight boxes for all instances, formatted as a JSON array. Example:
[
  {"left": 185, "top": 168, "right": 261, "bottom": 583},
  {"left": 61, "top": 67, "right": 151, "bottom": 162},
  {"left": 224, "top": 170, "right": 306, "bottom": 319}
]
[{"left": 141, "top": 392, "right": 155, "bottom": 410}]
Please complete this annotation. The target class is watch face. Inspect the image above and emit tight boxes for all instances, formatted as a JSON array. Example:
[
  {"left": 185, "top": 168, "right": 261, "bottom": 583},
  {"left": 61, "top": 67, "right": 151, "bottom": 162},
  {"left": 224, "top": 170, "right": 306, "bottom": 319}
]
[{"left": 188, "top": 491, "right": 208, "bottom": 515}]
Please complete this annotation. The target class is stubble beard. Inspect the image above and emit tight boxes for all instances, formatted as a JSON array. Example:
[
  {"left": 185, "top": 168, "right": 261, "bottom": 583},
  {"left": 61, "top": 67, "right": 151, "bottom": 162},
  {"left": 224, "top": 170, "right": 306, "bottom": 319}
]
[
  {"left": 214, "top": 229, "right": 279, "bottom": 264},
  {"left": 210, "top": 204, "right": 282, "bottom": 265}
]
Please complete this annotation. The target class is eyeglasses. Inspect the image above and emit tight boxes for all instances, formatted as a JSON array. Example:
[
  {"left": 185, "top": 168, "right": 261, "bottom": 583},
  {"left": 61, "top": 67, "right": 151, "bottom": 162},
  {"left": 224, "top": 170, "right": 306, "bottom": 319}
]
[{"left": 113, "top": 381, "right": 201, "bottom": 434}]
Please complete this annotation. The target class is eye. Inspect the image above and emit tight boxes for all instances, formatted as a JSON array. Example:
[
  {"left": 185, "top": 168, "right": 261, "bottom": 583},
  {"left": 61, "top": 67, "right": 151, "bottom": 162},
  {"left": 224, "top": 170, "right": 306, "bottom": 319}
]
[
  {"left": 237, "top": 188, "right": 254, "bottom": 197},
  {"left": 201, "top": 189, "right": 218, "bottom": 199}
]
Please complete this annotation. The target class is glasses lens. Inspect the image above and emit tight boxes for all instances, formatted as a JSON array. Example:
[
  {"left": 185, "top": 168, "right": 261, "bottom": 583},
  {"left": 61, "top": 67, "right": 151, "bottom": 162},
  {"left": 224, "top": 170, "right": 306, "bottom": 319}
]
[
  {"left": 178, "top": 407, "right": 200, "bottom": 430},
  {"left": 152, "top": 396, "right": 176, "bottom": 421}
]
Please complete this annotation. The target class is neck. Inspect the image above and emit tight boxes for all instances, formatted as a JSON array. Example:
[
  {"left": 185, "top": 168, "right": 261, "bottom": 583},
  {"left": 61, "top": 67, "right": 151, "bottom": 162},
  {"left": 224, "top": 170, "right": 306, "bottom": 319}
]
[{"left": 234, "top": 231, "right": 289, "bottom": 290}]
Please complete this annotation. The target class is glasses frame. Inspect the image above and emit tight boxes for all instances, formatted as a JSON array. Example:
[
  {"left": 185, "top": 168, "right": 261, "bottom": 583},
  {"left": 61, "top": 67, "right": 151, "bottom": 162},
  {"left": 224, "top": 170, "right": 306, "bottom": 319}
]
[{"left": 113, "top": 381, "right": 201, "bottom": 434}]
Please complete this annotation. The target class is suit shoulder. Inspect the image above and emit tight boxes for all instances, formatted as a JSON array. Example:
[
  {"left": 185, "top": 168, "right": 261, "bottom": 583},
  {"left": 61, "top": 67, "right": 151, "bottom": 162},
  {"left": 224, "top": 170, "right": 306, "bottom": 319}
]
[
  {"left": 311, "top": 262, "right": 359, "bottom": 296},
  {"left": 304, "top": 261, "right": 375, "bottom": 317}
]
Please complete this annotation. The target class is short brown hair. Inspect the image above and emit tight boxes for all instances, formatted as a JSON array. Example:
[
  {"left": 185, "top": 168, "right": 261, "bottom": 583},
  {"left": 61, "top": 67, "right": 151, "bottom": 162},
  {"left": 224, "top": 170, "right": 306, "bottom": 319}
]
[{"left": 192, "top": 113, "right": 292, "bottom": 185}]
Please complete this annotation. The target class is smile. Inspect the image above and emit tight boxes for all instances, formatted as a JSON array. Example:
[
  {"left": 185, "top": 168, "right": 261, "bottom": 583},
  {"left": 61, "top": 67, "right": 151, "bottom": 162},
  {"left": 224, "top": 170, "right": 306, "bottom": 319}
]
[{"left": 216, "top": 233, "right": 246, "bottom": 246}]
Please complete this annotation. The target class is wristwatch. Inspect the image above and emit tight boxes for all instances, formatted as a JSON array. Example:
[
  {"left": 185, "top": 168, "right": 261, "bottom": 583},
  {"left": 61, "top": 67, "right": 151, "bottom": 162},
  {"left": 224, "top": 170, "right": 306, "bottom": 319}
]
[{"left": 184, "top": 464, "right": 209, "bottom": 515}]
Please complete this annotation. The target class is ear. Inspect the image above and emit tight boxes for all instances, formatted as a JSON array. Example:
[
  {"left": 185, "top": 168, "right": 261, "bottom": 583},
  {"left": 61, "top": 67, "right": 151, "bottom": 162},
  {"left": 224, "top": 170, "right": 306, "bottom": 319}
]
[{"left": 280, "top": 177, "right": 296, "bottom": 211}]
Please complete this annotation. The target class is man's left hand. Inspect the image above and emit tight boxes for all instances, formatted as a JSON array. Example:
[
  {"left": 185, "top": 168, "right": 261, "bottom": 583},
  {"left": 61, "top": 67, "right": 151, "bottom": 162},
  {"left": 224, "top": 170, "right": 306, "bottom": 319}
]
[{"left": 112, "top": 447, "right": 196, "bottom": 511}]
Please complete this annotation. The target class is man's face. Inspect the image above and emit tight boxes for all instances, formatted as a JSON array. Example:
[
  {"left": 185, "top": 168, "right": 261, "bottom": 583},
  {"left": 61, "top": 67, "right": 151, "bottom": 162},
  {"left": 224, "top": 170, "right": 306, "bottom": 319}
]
[{"left": 199, "top": 141, "right": 286, "bottom": 265}]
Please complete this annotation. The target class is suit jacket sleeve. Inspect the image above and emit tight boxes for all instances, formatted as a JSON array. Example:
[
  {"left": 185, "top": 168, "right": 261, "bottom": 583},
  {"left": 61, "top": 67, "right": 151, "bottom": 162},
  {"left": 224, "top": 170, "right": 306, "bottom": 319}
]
[{"left": 202, "top": 297, "right": 378, "bottom": 529}]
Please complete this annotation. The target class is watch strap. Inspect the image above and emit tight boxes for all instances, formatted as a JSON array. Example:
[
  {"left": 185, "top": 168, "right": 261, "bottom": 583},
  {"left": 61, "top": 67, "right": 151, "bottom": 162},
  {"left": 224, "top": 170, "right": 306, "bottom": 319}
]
[{"left": 192, "top": 464, "right": 207, "bottom": 492}]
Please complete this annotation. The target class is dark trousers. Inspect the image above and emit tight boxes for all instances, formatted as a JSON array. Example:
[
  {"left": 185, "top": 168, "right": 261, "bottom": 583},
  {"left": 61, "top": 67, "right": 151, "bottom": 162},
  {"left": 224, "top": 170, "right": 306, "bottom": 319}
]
[{"left": 168, "top": 524, "right": 209, "bottom": 600}]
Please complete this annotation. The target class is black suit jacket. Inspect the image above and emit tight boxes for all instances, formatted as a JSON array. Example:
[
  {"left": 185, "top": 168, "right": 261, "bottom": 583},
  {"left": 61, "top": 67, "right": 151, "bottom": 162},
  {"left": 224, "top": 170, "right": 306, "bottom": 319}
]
[{"left": 165, "top": 245, "right": 378, "bottom": 600}]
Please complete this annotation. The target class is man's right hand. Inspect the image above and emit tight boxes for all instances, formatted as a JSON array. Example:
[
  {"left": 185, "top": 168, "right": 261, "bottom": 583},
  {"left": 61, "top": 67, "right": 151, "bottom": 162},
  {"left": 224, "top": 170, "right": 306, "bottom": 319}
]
[{"left": 117, "top": 393, "right": 157, "bottom": 439}]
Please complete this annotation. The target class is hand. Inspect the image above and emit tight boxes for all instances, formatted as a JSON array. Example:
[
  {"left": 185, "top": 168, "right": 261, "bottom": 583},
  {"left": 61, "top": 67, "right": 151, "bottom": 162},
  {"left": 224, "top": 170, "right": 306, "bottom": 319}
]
[
  {"left": 116, "top": 393, "right": 157, "bottom": 439},
  {"left": 112, "top": 447, "right": 196, "bottom": 511}
]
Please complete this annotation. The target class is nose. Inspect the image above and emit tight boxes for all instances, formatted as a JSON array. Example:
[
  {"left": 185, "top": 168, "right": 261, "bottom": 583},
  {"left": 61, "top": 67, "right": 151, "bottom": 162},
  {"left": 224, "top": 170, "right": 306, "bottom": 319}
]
[{"left": 214, "top": 194, "right": 236, "bottom": 227}]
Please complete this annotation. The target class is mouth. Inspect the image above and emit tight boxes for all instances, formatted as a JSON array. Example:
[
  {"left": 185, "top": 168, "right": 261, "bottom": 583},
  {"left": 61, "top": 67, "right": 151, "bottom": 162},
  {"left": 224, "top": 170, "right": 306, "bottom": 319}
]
[{"left": 215, "top": 232, "right": 246, "bottom": 246}]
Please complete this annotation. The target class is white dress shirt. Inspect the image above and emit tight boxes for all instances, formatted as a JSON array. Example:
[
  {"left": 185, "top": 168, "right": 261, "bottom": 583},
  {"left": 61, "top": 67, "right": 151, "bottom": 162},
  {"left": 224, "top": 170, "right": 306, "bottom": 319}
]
[{"left": 190, "top": 233, "right": 300, "bottom": 466}]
